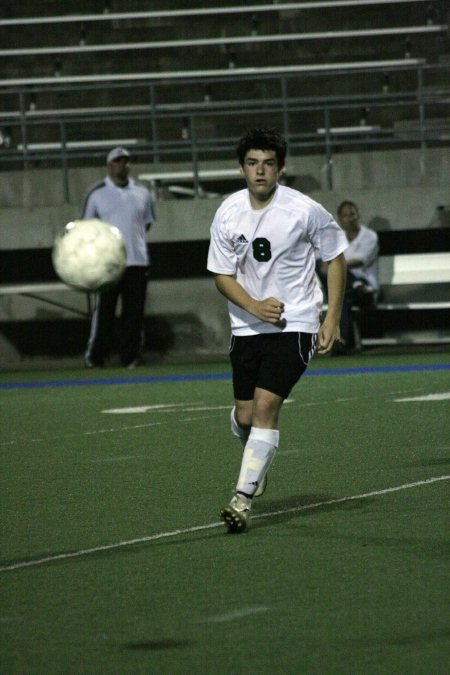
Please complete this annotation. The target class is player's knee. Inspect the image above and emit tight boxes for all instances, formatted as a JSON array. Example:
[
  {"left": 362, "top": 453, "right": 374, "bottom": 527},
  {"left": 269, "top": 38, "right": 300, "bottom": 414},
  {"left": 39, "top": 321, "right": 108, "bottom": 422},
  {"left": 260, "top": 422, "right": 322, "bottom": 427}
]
[
  {"left": 252, "top": 395, "right": 281, "bottom": 427},
  {"left": 234, "top": 403, "right": 252, "bottom": 430}
]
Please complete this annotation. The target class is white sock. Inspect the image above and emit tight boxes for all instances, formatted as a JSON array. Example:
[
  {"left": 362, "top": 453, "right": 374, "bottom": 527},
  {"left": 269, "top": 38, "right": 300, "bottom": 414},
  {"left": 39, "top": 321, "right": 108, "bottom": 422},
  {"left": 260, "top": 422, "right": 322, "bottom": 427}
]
[
  {"left": 236, "top": 427, "right": 279, "bottom": 499},
  {"left": 230, "top": 406, "right": 250, "bottom": 448}
]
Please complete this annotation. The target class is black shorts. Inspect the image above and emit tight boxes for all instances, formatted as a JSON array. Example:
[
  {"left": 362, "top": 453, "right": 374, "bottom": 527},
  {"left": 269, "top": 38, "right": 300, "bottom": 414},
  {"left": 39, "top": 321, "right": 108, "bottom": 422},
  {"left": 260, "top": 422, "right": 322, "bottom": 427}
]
[{"left": 229, "top": 332, "right": 317, "bottom": 401}]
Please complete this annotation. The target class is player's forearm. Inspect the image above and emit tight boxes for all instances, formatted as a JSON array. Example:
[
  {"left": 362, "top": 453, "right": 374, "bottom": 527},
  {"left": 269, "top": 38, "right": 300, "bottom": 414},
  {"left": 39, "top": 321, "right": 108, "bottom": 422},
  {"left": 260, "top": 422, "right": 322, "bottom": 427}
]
[
  {"left": 214, "top": 274, "right": 257, "bottom": 314},
  {"left": 214, "top": 274, "right": 284, "bottom": 323},
  {"left": 325, "top": 253, "right": 346, "bottom": 323},
  {"left": 316, "top": 253, "right": 346, "bottom": 354}
]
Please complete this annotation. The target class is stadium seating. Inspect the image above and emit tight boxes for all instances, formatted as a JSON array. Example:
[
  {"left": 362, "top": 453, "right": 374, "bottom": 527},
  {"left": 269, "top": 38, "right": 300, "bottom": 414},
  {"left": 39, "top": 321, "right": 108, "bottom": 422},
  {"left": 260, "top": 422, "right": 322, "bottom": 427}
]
[{"left": 0, "top": 0, "right": 448, "bottom": 171}]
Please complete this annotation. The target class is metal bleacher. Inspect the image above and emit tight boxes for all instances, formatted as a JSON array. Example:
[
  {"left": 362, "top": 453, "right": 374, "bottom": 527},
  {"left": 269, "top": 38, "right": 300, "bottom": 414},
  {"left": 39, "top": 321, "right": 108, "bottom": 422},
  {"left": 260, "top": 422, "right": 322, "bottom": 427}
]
[{"left": 0, "top": 0, "right": 448, "bottom": 194}]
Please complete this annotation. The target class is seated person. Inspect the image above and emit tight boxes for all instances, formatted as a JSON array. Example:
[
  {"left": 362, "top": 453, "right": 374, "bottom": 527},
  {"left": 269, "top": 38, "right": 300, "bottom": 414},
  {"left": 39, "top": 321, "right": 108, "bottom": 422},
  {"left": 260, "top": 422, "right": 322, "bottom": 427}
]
[{"left": 318, "top": 200, "right": 379, "bottom": 352}]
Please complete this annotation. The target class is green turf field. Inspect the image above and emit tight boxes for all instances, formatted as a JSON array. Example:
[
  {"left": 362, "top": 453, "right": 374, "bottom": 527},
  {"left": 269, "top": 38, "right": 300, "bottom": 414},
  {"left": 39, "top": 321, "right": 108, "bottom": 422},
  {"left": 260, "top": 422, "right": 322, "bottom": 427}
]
[{"left": 1, "top": 351, "right": 449, "bottom": 674}]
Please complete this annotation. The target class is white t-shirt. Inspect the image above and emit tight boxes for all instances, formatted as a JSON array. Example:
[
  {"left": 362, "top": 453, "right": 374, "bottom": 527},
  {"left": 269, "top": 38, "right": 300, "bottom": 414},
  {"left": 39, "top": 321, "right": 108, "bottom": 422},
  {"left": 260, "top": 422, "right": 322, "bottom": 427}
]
[
  {"left": 81, "top": 176, "right": 154, "bottom": 267},
  {"left": 207, "top": 185, "right": 347, "bottom": 335},
  {"left": 344, "top": 225, "right": 379, "bottom": 290}
]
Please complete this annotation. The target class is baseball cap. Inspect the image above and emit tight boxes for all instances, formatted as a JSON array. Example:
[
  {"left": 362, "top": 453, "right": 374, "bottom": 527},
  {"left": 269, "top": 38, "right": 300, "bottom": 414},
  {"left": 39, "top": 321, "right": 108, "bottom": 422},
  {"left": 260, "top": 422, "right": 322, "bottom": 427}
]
[{"left": 106, "top": 146, "right": 130, "bottom": 163}]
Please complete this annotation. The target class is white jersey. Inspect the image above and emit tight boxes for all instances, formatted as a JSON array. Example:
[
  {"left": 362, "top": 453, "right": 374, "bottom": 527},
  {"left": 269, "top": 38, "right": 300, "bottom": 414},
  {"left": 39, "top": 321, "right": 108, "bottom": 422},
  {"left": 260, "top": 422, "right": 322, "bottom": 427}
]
[
  {"left": 207, "top": 184, "right": 347, "bottom": 335},
  {"left": 344, "top": 224, "right": 379, "bottom": 290},
  {"left": 81, "top": 176, "right": 154, "bottom": 267}
]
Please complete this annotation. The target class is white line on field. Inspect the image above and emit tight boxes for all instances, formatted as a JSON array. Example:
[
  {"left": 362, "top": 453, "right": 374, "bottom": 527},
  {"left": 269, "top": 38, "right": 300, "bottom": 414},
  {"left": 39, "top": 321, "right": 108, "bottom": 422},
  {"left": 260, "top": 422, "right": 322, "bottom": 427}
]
[
  {"left": 83, "top": 422, "right": 163, "bottom": 434},
  {"left": 102, "top": 403, "right": 197, "bottom": 414},
  {"left": 180, "top": 413, "right": 227, "bottom": 423},
  {"left": 1, "top": 475, "right": 448, "bottom": 574},
  {"left": 201, "top": 606, "right": 270, "bottom": 623},
  {"left": 91, "top": 454, "right": 147, "bottom": 463},
  {"left": 0, "top": 421, "right": 163, "bottom": 447},
  {"left": 102, "top": 400, "right": 295, "bottom": 415},
  {"left": 3, "top": 389, "right": 438, "bottom": 447},
  {"left": 183, "top": 405, "right": 232, "bottom": 412},
  {"left": 277, "top": 448, "right": 307, "bottom": 455},
  {"left": 395, "top": 392, "right": 450, "bottom": 402}
]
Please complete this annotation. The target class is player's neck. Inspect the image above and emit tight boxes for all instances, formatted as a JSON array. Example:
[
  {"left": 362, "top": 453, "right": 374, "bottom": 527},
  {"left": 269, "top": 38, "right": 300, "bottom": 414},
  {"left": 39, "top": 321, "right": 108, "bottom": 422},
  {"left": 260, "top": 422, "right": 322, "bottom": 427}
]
[{"left": 248, "top": 186, "right": 277, "bottom": 210}]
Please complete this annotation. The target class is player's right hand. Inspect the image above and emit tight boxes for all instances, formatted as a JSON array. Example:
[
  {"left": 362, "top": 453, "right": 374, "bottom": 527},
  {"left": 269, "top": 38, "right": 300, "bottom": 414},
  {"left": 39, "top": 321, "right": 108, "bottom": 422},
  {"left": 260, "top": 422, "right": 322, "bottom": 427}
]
[{"left": 253, "top": 297, "right": 285, "bottom": 323}]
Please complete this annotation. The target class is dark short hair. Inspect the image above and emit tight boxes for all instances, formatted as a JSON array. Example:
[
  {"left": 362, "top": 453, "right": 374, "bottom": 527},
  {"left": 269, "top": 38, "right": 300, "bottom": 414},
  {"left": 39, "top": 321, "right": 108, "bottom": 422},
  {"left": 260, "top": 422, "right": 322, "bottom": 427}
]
[
  {"left": 236, "top": 128, "right": 287, "bottom": 168},
  {"left": 337, "top": 200, "right": 359, "bottom": 217}
]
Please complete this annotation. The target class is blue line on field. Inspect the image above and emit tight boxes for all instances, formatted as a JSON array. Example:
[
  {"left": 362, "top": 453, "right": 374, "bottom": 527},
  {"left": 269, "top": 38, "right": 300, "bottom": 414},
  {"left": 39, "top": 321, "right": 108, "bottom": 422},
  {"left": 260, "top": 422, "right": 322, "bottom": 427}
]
[{"left": 0, "top": 363, "right": 449, "bottom": 390}]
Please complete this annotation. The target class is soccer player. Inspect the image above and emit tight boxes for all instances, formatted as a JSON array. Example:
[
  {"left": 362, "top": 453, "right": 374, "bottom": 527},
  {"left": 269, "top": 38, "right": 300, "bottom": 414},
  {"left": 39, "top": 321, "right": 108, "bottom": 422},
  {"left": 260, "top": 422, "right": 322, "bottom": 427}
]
[{"left": 207, "top": 128, "right": 347, "bottom": 533}]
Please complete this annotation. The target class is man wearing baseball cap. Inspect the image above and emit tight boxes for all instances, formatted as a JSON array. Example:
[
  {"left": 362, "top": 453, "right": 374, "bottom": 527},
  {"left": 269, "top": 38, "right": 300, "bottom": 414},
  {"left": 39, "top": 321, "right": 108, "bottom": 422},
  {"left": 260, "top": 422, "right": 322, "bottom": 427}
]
[
  {"left": 82, "top": 146, "right": 155, "bottom": 368},
  {"left": 106, "top": 146, "right": 130, "bottom": 163}
]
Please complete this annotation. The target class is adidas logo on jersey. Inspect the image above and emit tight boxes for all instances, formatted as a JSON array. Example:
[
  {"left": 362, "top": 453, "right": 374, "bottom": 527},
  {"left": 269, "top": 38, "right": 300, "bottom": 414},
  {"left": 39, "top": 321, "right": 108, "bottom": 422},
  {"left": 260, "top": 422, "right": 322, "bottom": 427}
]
[{"left": 237, "top": 234, "right": 248, "bottom": 243}]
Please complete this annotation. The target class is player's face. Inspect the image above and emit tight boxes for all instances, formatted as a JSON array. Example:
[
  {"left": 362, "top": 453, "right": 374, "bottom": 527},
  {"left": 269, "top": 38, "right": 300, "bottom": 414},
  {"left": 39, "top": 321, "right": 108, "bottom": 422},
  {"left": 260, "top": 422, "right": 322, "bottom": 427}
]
[
  {"left": 241, "top": 149, "right": 283, "bottom": 208},
  {"left": 108, "top": 157, "right": 129, "bottom": 186}
]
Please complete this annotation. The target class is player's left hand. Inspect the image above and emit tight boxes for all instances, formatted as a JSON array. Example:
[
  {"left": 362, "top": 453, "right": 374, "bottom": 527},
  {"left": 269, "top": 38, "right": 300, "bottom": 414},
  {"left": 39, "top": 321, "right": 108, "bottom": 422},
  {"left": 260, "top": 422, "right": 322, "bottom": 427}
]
[{"left": 317, "top": 320, "right": 339, "bottom": 355}]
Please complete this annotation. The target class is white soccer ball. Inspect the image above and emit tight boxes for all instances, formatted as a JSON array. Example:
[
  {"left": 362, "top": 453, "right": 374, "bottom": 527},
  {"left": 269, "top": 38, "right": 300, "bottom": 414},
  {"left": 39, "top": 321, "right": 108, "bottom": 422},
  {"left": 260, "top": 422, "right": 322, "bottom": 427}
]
[{"left": 52, "top": 219, "right": 127, "bottom": 291}]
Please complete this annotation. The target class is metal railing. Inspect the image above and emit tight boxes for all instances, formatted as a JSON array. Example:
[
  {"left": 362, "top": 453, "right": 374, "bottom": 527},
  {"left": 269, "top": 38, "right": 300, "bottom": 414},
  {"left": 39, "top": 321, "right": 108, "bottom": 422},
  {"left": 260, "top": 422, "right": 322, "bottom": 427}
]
[
  {"left": 1, "top": 25, "right": 445, "bottom": 58},
  {"left": 0, "top": 0, "right": 433, "bottom": 26},
  {"left": 0, "top": 60, "right": 449, "bottom": 200}
]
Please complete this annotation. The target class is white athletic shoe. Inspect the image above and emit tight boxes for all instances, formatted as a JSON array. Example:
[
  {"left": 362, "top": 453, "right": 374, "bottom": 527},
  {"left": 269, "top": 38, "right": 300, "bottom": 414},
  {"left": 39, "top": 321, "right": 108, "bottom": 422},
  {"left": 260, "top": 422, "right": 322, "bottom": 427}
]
[{"left": 220, "top": 495, "right": 251, "bottom": 533}]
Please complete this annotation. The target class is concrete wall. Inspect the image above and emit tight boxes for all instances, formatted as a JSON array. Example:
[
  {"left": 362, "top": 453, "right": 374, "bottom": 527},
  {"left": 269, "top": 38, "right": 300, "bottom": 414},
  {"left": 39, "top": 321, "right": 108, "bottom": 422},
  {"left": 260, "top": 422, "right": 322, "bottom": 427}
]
[
  {"left": 1, "top": 147, "right": 448, "bottom": 362},
  {"left": 0, "top": 148, "right": 449, "bottom": 252}
]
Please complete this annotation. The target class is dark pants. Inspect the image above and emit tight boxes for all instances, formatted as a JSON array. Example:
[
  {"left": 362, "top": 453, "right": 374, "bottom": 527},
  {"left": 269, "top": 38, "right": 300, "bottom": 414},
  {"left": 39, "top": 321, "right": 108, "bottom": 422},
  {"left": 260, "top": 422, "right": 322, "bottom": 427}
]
[
  {"left": 340, "top": 271, "right": 377, "bottom": 348},
  {"left": 86, "top": 266, "right": 148, "bottom": 366},
  {"left": 317, "top": 266, "right": 377, "bottom": 349}
]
